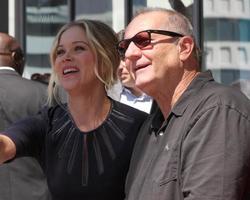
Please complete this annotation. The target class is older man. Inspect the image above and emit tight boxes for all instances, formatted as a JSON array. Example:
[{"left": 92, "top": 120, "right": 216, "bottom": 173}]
[{"left": 116, "top": 8, "right": 250, "bottom": 200}]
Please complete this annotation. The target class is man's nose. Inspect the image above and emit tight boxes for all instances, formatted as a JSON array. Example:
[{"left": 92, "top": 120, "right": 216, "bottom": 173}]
[{"left": 125, "top": 42, "right": 142, "bottom": 61}]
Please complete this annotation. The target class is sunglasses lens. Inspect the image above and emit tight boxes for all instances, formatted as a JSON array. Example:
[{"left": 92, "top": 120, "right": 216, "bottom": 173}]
[
  {"left": 133, "top": 31, "right": 150, "bottom": 48},
  {"left": 117, "top": 40, "right": 128, "bottom": 57},
  {"left": 116, "top": 31, "right": 150, "bottom": 58}
]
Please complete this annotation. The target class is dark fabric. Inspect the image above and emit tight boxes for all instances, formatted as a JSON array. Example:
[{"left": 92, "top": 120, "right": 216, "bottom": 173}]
[
  {"left": 125, "top": 71, "right": 250, "bottom": 200},
  {"left": 3, "top": 99, "right": 148, "bottom": 200},
  {"left": 0, "top": 69, "right": 51, "bottom": 200}
]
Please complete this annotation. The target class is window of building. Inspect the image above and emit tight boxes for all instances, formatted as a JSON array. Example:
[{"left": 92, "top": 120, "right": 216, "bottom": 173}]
[
  {"left": 206, "top": 0, "right": 214, "bottom": 11},
  {"left": 220, "top": 0, "right": 230, "bottom": 12},
  {"left": 238, "top": 20, "right": 250, "bottom": 41},
  {"left": 236, "top": 0, "right": 245, "bottom": 12},
  {"left": 19, "top": 0, "right": 199, "bottom": 79},
  {"left": 219, "top": 19, "right": 235, "bottom": 41},
  {"left": 75, "top": 0, "right": 125, "bottom": 32},
  {"left": 238, "top": 47, "right": 247, "bottom": 64},
  {"left": 133, "top": 0, "right": 194, "bottom": 21},
  {"left": 204, "top": 19, "right": 218, "bottom": 41},
  {"left": 205, "top": 47, "right": 214, "bottom": 63},
  {"left": 23, "top": 0, "right": 69, "bottom": 78},
  {"left": 220, "top": 47, "right": 231, "bottom": 64},
  {"left": 203, "top": 0, "right": 250, "bottom": 86}
]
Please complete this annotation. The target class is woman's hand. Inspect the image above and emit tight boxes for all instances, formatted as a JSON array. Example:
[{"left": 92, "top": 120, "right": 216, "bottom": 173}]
[{"left": 0, "top": 135, "right": 16, "bottom": 164}]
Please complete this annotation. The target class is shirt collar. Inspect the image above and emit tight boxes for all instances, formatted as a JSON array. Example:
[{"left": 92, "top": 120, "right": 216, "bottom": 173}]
[
  {"left": 122, "top": 87, "right": 151, "bottom": 101},
  {"left": 149, "top": 70, "right": 215, "bottom": 134},
  {"left": 150, "top": 107, "right": 164, "bottom": 133},
  {"left": 0, "top": 66, "right": 15, "bottom": 71},
  {"left": 171, "top": 70, "right": 214, "bottom": 116}
]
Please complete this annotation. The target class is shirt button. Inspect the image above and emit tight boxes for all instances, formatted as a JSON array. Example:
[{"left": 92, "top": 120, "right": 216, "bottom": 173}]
[
  {"left": 159, "top": 131, "right": 164, "bottom": 136},
  {"left": 165, "top": 144, "right": 170, "bottom": 151}
]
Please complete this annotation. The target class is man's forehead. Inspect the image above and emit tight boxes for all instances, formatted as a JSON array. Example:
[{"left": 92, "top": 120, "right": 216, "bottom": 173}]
[{"left": 125, "top": 12, "right": 168, "bottom": 38}]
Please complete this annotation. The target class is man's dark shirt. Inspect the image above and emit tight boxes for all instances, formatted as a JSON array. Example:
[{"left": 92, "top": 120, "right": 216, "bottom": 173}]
[{"left": 125, "top": 71, "right": 250, "bottom": 200}]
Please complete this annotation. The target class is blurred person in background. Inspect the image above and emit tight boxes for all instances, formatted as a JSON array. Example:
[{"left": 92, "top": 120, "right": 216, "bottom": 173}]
[
  {"left": 116, "top": 60, "right": 152, "bottom": 113},
  {"left": 0, "top": 32, "right": 51, "bottom": 200},
  {"left": 31, "top": 73, "right": 51, "bottom": 85}
]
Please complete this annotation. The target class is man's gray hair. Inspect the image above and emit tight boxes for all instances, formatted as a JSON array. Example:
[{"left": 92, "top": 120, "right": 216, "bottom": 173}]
[
  {"left": 133, "top": 7, "right": 201, "bottom": 62},
  {"left": 134, "top": 7, "right": 194, "bottom": 36}
]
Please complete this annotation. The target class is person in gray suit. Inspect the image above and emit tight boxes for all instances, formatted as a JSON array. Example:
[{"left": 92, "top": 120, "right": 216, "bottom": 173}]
[{"left": 0, "top": 32, "right": 51, "bottom": 200}]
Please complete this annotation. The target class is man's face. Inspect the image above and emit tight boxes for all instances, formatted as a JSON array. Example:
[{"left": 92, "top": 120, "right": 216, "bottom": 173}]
[{"left": 123, "top": 12, "right": 181, "bottom": 96}]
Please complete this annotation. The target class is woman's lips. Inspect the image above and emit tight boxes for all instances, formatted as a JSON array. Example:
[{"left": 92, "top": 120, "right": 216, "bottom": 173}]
[{"left": 62, "top": 66, "right": 79, "bottom": 75}]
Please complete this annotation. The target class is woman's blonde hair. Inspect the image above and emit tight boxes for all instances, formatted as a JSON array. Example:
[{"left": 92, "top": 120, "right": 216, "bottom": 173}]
[{"left": 47, "top": 19, "right": 120, "bottom": 105}]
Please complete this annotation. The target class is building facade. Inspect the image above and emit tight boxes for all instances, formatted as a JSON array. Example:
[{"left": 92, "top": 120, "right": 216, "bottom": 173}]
[{"left": 203, "top": 0, "right": 250, "bottom": 85}]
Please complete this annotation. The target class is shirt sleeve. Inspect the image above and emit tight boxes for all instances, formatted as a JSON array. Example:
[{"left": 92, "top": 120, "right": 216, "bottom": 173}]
[
  {"left": 2, "top": 107, "right": 49, "bottom": 159},
  {"left": 181, "top": 104, "right": 250, "bottom": 200}
]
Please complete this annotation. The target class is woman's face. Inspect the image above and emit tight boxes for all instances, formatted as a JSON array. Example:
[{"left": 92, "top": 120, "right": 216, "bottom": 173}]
[{"left": 54, "top": 25, "right": 98, "bottom": 93}]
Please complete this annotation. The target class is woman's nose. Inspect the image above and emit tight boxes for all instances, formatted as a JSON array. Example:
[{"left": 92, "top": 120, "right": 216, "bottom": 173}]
[{"left": 62, "top": 51, "right": 72, "bottom": 61}]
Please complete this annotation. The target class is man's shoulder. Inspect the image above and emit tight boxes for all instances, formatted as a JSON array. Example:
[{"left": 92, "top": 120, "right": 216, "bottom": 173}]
[
  {"left": 0, "top": 75, "right": 47, "bottom": 103},
  {"left": 12, "top": 76, "right": 48, "bottom": 92},
  {"left": 202, "top": 81, "right": 249, "bottom": 103},
  {"left": 0, "top": 72, "right": 46, "bottom": 88},
  {"left": 192, "top": 81, "right": 250, "bottom": 117},
  {"left": 22, "top": 78, "right": 47, "bottom": 89}
]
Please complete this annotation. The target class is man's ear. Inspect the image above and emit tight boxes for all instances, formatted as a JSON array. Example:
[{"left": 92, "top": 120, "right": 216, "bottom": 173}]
[
  {"left": 178, "top": 36, "right": 194, "bottom": 61},
  {"left": 11, "top": 48, "right": 25, "bottom": 75}
]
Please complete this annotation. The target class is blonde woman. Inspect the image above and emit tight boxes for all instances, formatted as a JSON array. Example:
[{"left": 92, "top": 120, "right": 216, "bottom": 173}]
[{"left": 0, "top": 19, "right": 147, "bottom": 200}]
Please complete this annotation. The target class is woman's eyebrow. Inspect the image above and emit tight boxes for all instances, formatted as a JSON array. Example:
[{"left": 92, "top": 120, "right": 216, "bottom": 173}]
[
  {"left": 72, "top": 41, "right": 89, "bottom": 46},
  {"left": 57, "top": 41, "right": 89, "bottom": 48}
]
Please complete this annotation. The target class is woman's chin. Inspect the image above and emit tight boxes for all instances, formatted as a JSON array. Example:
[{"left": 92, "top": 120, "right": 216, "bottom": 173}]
[{"left": 61, "top": 83, "right": 78, "bottom": 92}]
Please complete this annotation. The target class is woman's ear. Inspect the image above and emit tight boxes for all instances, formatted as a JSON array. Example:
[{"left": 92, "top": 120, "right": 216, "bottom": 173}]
[{"left": 178, "top": 36, "right": 194, "bottom": 61}]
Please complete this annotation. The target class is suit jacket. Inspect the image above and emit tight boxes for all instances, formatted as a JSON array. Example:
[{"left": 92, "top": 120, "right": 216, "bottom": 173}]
[{"left": 0, "top": 68, "right": 51, "bottom": 200}]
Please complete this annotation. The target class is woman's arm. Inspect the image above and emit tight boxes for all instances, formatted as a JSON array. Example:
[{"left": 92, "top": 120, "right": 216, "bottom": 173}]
[
  {"left": 0, "top": 134, "right": 16, "bottom": 164},
  {"left": 0, "top": 106, "right": 50, "bottom": 161}
]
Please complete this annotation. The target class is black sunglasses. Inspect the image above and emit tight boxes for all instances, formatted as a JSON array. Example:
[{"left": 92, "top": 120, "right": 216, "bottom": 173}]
[{"left": 116, "top": 29, "right": 184, "bottom": 58}]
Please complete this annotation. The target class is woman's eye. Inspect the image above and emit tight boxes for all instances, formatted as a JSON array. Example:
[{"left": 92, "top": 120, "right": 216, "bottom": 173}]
[
  {"left": 56, "top": 49, "right": 65, "bottom": 56},
  {"left": 75, "top": 46, "right": 85, "bottom": 51}
]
